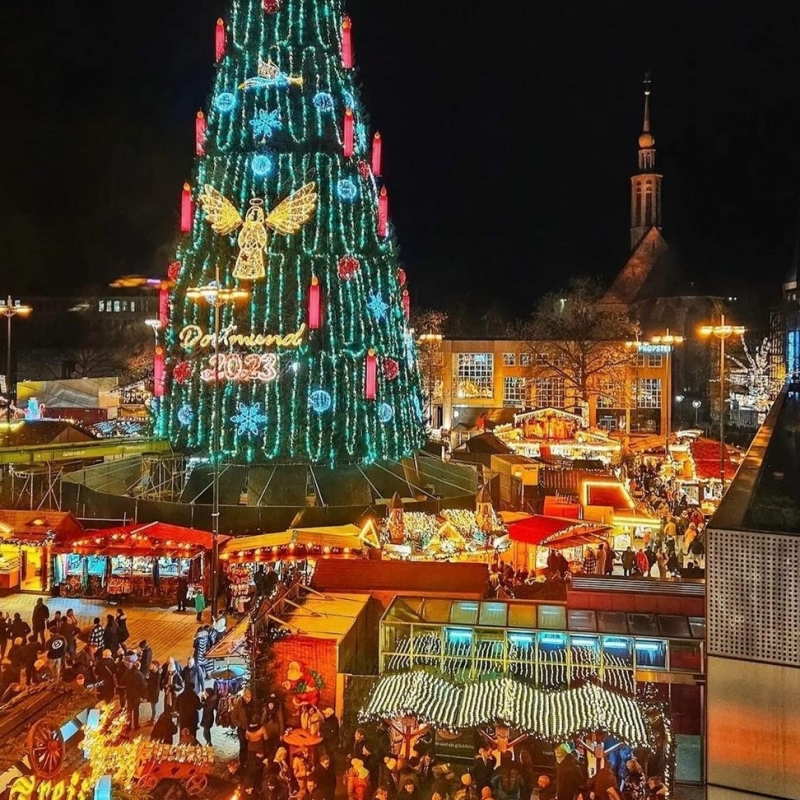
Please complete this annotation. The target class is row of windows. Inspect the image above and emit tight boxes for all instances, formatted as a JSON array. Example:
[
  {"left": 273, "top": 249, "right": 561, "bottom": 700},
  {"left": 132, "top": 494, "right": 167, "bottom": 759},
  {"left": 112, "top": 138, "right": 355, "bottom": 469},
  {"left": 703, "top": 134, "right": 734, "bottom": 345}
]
[
  {"left": 98, "top": 300, "right": 141, "bottom": 313},
  {"left": 503, "top": 377, "right": 662, "bottom": 409}
]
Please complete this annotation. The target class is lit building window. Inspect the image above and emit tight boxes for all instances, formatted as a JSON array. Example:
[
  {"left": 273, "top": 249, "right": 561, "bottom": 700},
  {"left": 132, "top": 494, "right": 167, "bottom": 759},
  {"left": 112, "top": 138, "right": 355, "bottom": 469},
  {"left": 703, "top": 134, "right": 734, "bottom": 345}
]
[
  {"left": 637, "top": 378, "right": 662, "bottom": 409},
  {"left": 114, "top": 301, "right": 121, "bottom": 312},
  {"left": 520, "top": 353, "right": 532, "bottom": 367},
  {"left": 130, "top": 300, "right": 137, "bottom": 312},
  {"left": 648, "top": 354, "right": 663, "bottom": 368},
  {"left": 98, "top": 300, "right": 105, "bottom": 312},
  {"left": 596, "top": 382, "right": 623, "bottom": 409},
  {"left": 533, "top": 378, "right": 565, "bottom": 408},
  {"left": 454, "top": 353, "right": 494, "bottom": 399},
  {"left": 502, "top": 352, "right": 516, "bottom": 367},
  {"left": 503, "top": 377, "right": 527, "bottom": 407}
]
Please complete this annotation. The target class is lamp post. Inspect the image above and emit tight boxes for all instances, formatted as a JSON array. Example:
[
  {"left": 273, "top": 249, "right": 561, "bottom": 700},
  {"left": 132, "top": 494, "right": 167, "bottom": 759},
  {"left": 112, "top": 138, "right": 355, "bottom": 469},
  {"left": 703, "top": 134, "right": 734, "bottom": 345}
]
[
  {"left": 0, "top": 296, "right": 32, "bottom": 425},
  {"left": 648, "top": 329, "right": 684, "bottom": 460},
  {"left": 699, "top": 315, "right": 746, "bottom": 484},
  {"left": 692, "top": 399, "right": 701, "bottom": 426},
  {"left": 675, "top": 394, "right": 685, "bottom": 427},
  {"left": 418, "top": 332, "right": 443, "bottom": 428},
  {"left": 187, "top": 268, "right": 248, "bottom": 616}
]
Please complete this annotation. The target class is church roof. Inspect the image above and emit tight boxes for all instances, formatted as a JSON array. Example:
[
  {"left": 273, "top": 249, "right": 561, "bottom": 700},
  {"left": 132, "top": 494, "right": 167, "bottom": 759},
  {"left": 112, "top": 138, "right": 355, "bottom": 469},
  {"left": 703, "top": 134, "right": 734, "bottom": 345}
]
[{"left": 602, "top": 227, "right": 669, "bottom": 306}]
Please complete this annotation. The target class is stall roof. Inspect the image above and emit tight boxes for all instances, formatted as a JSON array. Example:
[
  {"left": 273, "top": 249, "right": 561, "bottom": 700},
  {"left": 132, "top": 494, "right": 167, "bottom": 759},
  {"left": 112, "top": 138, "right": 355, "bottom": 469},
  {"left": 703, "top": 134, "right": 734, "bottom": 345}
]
[
  {"left": 275, "top": 591, "right": 370, "bottom": 643},
  {"left": 581, "top": 479, "right": 635, "bottom": 510},
  {"left": 220, "top": 524, "right": 364, "bottom": 558},
  {"left": 507, "top": 515, "right": 609, "bottom": 546},
  {"left": 312, "top": 559, "right": 489, "bottom": 598},
  {"left": 53, "top": 520, "right": 227, "bottom": 556},
  {"left": 0, "top": 509, "right": 84, "bottom": 545},
  {"left": 689, "top": 437, "right": 737, "bottom": 481}
]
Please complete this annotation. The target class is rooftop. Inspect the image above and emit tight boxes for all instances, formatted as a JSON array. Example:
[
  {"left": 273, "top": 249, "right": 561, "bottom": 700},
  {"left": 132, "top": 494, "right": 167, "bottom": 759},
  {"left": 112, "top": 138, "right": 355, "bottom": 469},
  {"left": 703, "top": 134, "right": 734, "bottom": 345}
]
[{"left": 711, "top": 384, "right": 800, "bottom": 533}]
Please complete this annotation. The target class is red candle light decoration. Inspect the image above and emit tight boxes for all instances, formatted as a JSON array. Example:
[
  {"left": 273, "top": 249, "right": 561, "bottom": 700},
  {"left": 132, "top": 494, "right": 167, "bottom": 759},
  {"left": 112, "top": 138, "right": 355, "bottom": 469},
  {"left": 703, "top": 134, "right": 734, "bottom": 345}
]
[
  {"left": 378, "top": 186, "right": 388, "bottom": 237},
  {"left": 341, "top": 16, "right": 353, "bottom": 68},
  {"left": 343, "top": 108, "right": 354, "bottom": 158},
  {"left": 371, "top": 131, "right": 382, "bottom": 177},
  {"left": 159, "top": 287, "right": 169, "bottom": 327},
  {"left": 365, "top": 349, "right": 377, "bottom": 400},
  {"left": 195, "top": 111, "right": 206, "bottom": 156},
  {"left": 402, "top": 289, "right": 410, "bottom": 320},
  {"left": 180, "top": 183, "right": 193, "bottom": 233},
  {"left": 308, "top": 276, "right": 321, "bottom": 329},
  {"left": 215, "top": 18, "right": 226, "bottom": 61}
]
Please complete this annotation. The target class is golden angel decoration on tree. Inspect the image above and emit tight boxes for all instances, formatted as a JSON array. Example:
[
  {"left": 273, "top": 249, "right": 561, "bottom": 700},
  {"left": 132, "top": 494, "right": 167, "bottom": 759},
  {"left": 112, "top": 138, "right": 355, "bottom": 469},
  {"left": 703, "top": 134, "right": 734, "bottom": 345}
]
[{"left": 198, "top": 183, "right": 318, "bottom": 279}]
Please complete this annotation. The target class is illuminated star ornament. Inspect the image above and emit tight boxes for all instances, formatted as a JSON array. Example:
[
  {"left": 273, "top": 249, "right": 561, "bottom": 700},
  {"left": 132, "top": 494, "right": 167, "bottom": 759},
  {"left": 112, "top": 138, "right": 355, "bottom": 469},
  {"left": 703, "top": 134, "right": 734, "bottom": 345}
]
[
  {"left": 239, "top": 58, "right": 303, "bottom": 91},
  {"left": 250, "top": 108, "right": 283, "bottom": 142},
  {"left": 231, "top": 402, "right": 268, "bottom": 436},
  {"left": 367, "top": 292, "right": 389, "bottom": 321},
  {"left": 198, "top": 183, "right": 318, "bottom": 280}
]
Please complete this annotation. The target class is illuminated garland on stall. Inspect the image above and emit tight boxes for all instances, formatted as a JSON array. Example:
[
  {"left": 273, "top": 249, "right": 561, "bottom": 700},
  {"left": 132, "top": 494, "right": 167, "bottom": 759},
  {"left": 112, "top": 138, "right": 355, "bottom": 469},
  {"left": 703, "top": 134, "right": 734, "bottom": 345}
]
[
  {"left": 157, "top": 0, "right": 426, "bottom": 465},
  {"left": 360, "top": 673, "right": 654, "bottom": 749}
]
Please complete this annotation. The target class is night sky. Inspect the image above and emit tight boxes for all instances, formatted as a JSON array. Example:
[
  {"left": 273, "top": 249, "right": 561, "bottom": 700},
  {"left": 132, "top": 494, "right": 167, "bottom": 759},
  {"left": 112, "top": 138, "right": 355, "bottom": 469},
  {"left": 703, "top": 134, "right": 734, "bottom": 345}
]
[{"left": 2, "top": 1, "right": 799, "bottom": 323}]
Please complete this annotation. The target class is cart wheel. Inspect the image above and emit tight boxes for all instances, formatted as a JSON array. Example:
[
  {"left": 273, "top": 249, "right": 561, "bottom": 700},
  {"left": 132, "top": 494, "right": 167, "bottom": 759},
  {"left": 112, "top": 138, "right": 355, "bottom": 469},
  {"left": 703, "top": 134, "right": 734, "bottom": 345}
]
[
  {"left": 185, "top": 774, "right": 207, "bottom": 796},
  {"left": 26, "top": 719, "right": 65, "bottom": 779},
  {"left": 138, "top": 775, "right": 159, "bottom": 792}
]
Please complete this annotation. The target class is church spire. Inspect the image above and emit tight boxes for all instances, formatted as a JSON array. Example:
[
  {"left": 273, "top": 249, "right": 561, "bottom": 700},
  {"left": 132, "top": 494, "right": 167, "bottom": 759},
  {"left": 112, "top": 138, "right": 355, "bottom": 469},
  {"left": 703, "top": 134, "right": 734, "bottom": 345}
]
[{"left": 630, "top": 71, "right": 663, "bottom": 250}]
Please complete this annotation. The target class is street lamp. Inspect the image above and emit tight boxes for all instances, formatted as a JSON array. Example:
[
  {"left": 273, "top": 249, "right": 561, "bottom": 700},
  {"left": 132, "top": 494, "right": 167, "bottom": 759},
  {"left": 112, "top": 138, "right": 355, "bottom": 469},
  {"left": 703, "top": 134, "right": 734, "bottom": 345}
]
[
  {"left": 699, "top": 315, "right": 746, "bottom": 483},
  {"left": 692, "top": 399, "right": 701, "bottom": 426},
  {"left": 0, "top": 296, "right": 32, "bottom": 424},
  {"left": 187, "top": 267, "right": 248, "bottom": 616},
  {"left": 675, "top": 394, "right": 685, "bottom": 427},
  {"left": 648, "top": 329, "right": 684, "bottom": 458},
  {"left": 417, "top": 332, "right": 443, "bottom": 428}
]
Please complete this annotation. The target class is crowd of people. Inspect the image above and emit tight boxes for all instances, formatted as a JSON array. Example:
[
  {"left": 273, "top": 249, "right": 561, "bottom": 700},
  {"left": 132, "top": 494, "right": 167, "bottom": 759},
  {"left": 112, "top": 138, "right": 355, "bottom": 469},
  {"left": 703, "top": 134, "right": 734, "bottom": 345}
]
[{"left": 0, "top": 596, "right": 226, "bottom": 748}]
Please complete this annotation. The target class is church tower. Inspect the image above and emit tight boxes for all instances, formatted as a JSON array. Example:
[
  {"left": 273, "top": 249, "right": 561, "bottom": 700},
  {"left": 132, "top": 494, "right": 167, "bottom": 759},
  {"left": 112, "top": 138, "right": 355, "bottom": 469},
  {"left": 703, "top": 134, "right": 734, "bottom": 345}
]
[{"left": 630, "top": 74, "right": 663, "bottom": 250}]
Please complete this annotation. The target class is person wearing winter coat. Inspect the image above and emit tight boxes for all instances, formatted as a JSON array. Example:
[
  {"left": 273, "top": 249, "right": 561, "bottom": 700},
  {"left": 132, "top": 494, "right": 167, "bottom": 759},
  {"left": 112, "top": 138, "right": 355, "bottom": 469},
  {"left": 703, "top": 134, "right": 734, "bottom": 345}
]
[
  {"left": 176, "top": 686, "right": 202, "bottom": 739},
  {"left": 183, "top": 656, "right": 205, "bottom": 696},
  {"left": 313, "top": 753, "right": 337, "bottom": 800},
  {"left": 146, "top": 660, "right": 161, "bottom": 723},
  {"left": 195, "top": 588, "right": 206, "bottom": 622},
  {"left": 319, "top": 707, "right": 340, "bottom": 758},
  {"left": 88, "top": 618, "right": 105, "bottom": 649},
  {"left": 151, "top": 710, "right": 178, "bottom": 744},
  {"left": 103, "top": 615, "right": 120, "bottom": 655},
  {"left": 121, "top": 658, "right": 147, "bottom": 729},
  {"left": 201, "top": 687, "right": 218, "bottom": 745},
  {"left": 160, "top": 658, "right": 184, "bottom": 713},
  {"left": 96, "top": 649, "right": 117, "bottom": 702},
  {"left": 31, "top": 598, "right": 50, "bottom": 648},
  {"left": 10, "top": 614, "right": 31, "bottom": 643},
  {"left": 115, "top": 607, "right": 130, "bottom": 644},
  {"left": 138, "top": 640, "right": 153, "bottom": 674}
]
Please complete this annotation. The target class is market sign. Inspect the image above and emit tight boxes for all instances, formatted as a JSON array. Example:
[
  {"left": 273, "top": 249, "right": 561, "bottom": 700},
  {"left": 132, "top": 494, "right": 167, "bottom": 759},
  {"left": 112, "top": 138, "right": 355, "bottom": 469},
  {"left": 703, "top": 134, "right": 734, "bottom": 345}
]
[
  {"left": 9, "top": 772, "right": 96, "bottom": 800},
  {"left": 178, "top": 322, "right": 306, "bottom": 352},
  {"left": 638, "top": 343, "right": 672, "bottom": 354}
]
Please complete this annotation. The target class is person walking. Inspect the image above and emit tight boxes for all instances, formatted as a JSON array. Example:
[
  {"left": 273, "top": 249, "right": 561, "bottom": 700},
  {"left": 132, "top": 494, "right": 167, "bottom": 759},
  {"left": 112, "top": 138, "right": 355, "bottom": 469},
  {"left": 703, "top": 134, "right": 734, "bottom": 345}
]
[
  {"left": 176, "top": 576, "right": 189, "bottom": 612},
  {"left": 194, "top": 586, "right": 206, "bottom": 623},
  {"left": 116, "top": 606, "right": 130, "bottom": 646},
  {"left": 201, "top": 687, "right": 218, "bottom": 745},
  {"left": 146, "top": 660, "right": 162, "bottom": 723},
  {"left": 103, "top": 614, "right": 121, "bottom": 655},
  {"left": 232, "top": 688, "right": 258, "bottom": 767},
  {"left": 31, "top": 598, "right": 49, "bottom": 649}
]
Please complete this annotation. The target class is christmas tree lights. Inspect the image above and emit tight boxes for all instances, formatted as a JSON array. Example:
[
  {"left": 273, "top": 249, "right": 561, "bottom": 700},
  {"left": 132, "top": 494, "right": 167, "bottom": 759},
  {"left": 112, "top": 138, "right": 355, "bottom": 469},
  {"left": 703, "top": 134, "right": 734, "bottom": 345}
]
[{"left": 159, "top": 0, "right": 425, "bottom": 465}]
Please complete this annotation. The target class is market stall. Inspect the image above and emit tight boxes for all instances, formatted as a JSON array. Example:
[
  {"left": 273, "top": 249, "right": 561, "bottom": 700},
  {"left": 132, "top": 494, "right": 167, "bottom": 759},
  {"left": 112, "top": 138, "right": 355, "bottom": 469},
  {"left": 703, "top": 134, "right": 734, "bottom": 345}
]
[
  {"left": 580, "top": 478, "right": 659, "bottom": 550},
  {"left": 51, "top": 521, "right": 227, "bottom": 603},
  {"left": 0, "top": 510, "right": 84, "bottom": 594}
]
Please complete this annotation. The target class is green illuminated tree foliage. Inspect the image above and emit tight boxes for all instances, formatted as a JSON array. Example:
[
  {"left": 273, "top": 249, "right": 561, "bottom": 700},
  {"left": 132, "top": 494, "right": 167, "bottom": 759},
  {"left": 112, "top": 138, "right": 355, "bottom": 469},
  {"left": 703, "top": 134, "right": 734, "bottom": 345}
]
[{"left": 158, "top": 0, "right": 425, "bottom": 464}]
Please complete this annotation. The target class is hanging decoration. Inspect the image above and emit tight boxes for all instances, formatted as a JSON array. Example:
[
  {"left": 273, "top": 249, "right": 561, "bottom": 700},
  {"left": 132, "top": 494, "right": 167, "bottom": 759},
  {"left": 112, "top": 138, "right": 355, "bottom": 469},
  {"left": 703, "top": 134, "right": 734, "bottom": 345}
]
[
  {"left": 343, "top": 108, "right": 354, "bottom": 158},
  {"left": 397, "top": 267, "right": 406, "bottom": 286},
  {"left": 263, "top": 0, "right": 281, "bottom": 12},
  {"left": 240, "top": 59, "right": 304, "bottom": 91},
  {"left": 201, "top": 352, "right": 278, "bottom": 383},
  {"left": 215, "top": 18, "right": 226, "bottom": 62},
  {"left": 214, "top": 92, "right": 237, "bottom": 113},
  {"left": 231, "top": 402, "right": 268, "bottom": 436},
  {"left": 337, "top": 255, "right": 360, "bottom": 281},
  {"left": 309, "top": 389, "right": 332, "bottom": 414},
  {"left": 403, "top": 330, "right": 416, "bottom": 368},
  {"left": 180, "top": 183, "right": 193, "bottom": 233},
  {"left": 250, "top": 108, "right": 283, "bottom": 142},
  {"left": 198, "top": 183, "right": 318, "bottom": 280},
  {"left": 312, "top": 92, "right": 334, "bottom": 113},
  {"left": 357, "top": 160, "right": 370, "bottom": 181},
  {"left": 195, "top": 111, "right": 206, "bottom": 156},
  {"left": 341, "top": 16, "right": 353, "bottom": 68},
  {"left": 371, "top": 132, "right": 382, "bottom": 177},
  {"left": 337, "top": 179, "right": 357, "bottom": 201},
  {"left": 383, "top": 358, "right": 399, "bottom": 381},
  {"left": 378, "top": 186, "right": 388, "bottom": 237},
  {"left": 367, "top": 292, "right": 389, "bottom": 321},
  {"left": 365, "top": 349, "right": 377, "bottom": 400},
  {"left": 379, "top": 403, "right": 394, "bottom": 424},
  {"left": 178, "top": 404, "right": 194, "bottom": 426},
  {"left": 402, "top": 289, "right": 410, "bottom": 320},
  {"left": 154, "top": 345, "right": 165, "bottom": 397},
  {"left": 308, "top": 276, "right": 321, "bottom": 329},
  {"left": 173, "top": 360, "right": 193, "bottom": 383},
  {"left": 251, "top": 154, "right": 274, "bottom": 177},
  {"left": 167, "top": 261, "right": 181, "bottom": 281}
]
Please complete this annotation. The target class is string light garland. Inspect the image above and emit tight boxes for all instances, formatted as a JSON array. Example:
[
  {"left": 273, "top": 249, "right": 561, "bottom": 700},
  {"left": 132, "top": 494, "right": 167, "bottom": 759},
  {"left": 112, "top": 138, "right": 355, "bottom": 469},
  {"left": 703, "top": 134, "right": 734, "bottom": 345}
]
[{"left": 157, "top": 0, "right": 425, "bottom": 465}]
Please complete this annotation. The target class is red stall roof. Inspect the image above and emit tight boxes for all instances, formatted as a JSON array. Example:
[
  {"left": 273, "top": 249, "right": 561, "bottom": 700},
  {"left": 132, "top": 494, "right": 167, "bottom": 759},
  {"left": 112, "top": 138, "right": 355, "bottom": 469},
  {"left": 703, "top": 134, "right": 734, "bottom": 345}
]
[
  {"left": 690, "top": 438, "right": 737, "bottom": 481},
  {"left": 53, "top": 521, "right": 229, "bottom": 557},
  {"left": 507, "top": 514, "right": 610, "bottom": 546}
]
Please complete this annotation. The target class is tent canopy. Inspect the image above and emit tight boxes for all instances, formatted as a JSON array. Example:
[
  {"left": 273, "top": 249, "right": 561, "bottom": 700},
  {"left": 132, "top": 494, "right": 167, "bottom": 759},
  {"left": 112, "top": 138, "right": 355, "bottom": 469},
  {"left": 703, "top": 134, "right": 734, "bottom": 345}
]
[
  {"left": 220, "top": 524, "right": 364, "bottom": 560},
  {"left": 507, "top": 515, "right": 610, "bottom": 547},
  {"left": 52, "top": 520, "right": 227, "bottom": 557}
]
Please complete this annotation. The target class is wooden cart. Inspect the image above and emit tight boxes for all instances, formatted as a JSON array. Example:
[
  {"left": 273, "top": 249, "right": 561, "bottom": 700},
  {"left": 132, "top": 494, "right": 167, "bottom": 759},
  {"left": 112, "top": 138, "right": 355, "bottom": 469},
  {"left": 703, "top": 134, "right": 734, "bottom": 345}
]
[{"left": 134, "top": 742, "right": 214, "bottom": 795}]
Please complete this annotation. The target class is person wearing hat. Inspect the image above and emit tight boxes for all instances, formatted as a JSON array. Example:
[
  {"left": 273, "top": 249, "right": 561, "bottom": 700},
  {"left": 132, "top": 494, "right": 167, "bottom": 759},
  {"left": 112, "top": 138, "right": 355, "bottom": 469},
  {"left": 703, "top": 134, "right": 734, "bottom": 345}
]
[
  {"left": 455, "top": 773, "right": 479, "bottom": 800},
  {"left": 380, "top": 758, "right": 397, "bottom": 793},
  {"left": 348, "top": 759, "right": 372, "bottom": 800}
]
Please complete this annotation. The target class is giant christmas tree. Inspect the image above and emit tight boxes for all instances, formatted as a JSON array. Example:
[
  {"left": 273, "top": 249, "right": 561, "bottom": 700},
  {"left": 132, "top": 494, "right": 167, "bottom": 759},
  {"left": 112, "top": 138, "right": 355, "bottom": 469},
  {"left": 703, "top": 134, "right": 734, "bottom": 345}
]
[{"left": 157, "top": 0, "right": 426, "bottom": 465}]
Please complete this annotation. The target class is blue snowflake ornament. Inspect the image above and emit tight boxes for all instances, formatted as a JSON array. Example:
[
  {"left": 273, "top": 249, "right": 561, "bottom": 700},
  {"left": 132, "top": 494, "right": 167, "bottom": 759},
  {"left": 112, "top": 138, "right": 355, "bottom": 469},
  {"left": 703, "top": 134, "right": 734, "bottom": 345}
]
[
  {"left": 367, "top": 292, "right": 389, "bottom": 321},
  {"left": 250, "top": 108, "right": 283, "bottom": 142},
  {"left": 231, "top": 402, "right": 268, "bottom": 437},
  {"left": 309, "top": 390, "right": 332, "bottom": 414},
  {"left": 215, "top": 92, "right": 237, "bottom": 113},
  {"left": 378, "top": 403, "right": 394, "bottom": 424},
  {"left": 251, "top": 154, "right": 274, "bottom": 177},
  {"left": 313, "top": 92, "right": 334, "bottom": 112},
  {"left": 337, "top": 179, "right": 358, "bottom": 201},
  {"left": 178, "top": 404, "right": 194, "bottom": 426}
]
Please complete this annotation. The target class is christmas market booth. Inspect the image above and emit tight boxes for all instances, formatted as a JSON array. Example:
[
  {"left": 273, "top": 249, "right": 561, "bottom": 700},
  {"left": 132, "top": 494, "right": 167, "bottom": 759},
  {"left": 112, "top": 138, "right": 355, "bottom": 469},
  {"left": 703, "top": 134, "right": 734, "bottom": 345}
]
[
  {"left": 579, "top": 478, "right": 659, "bottom": 551},
  {"left": 0, "top": 510, "right": 85, "bottom": 595},
  {"left": 51, "top": 521, "right": 227, "bottom": 602},
  {"left": 503, "top": 514, "right": 612, "bottom": 574},
  {"left": 220, "top": 523, "right": 367, "bottom": 612}
]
